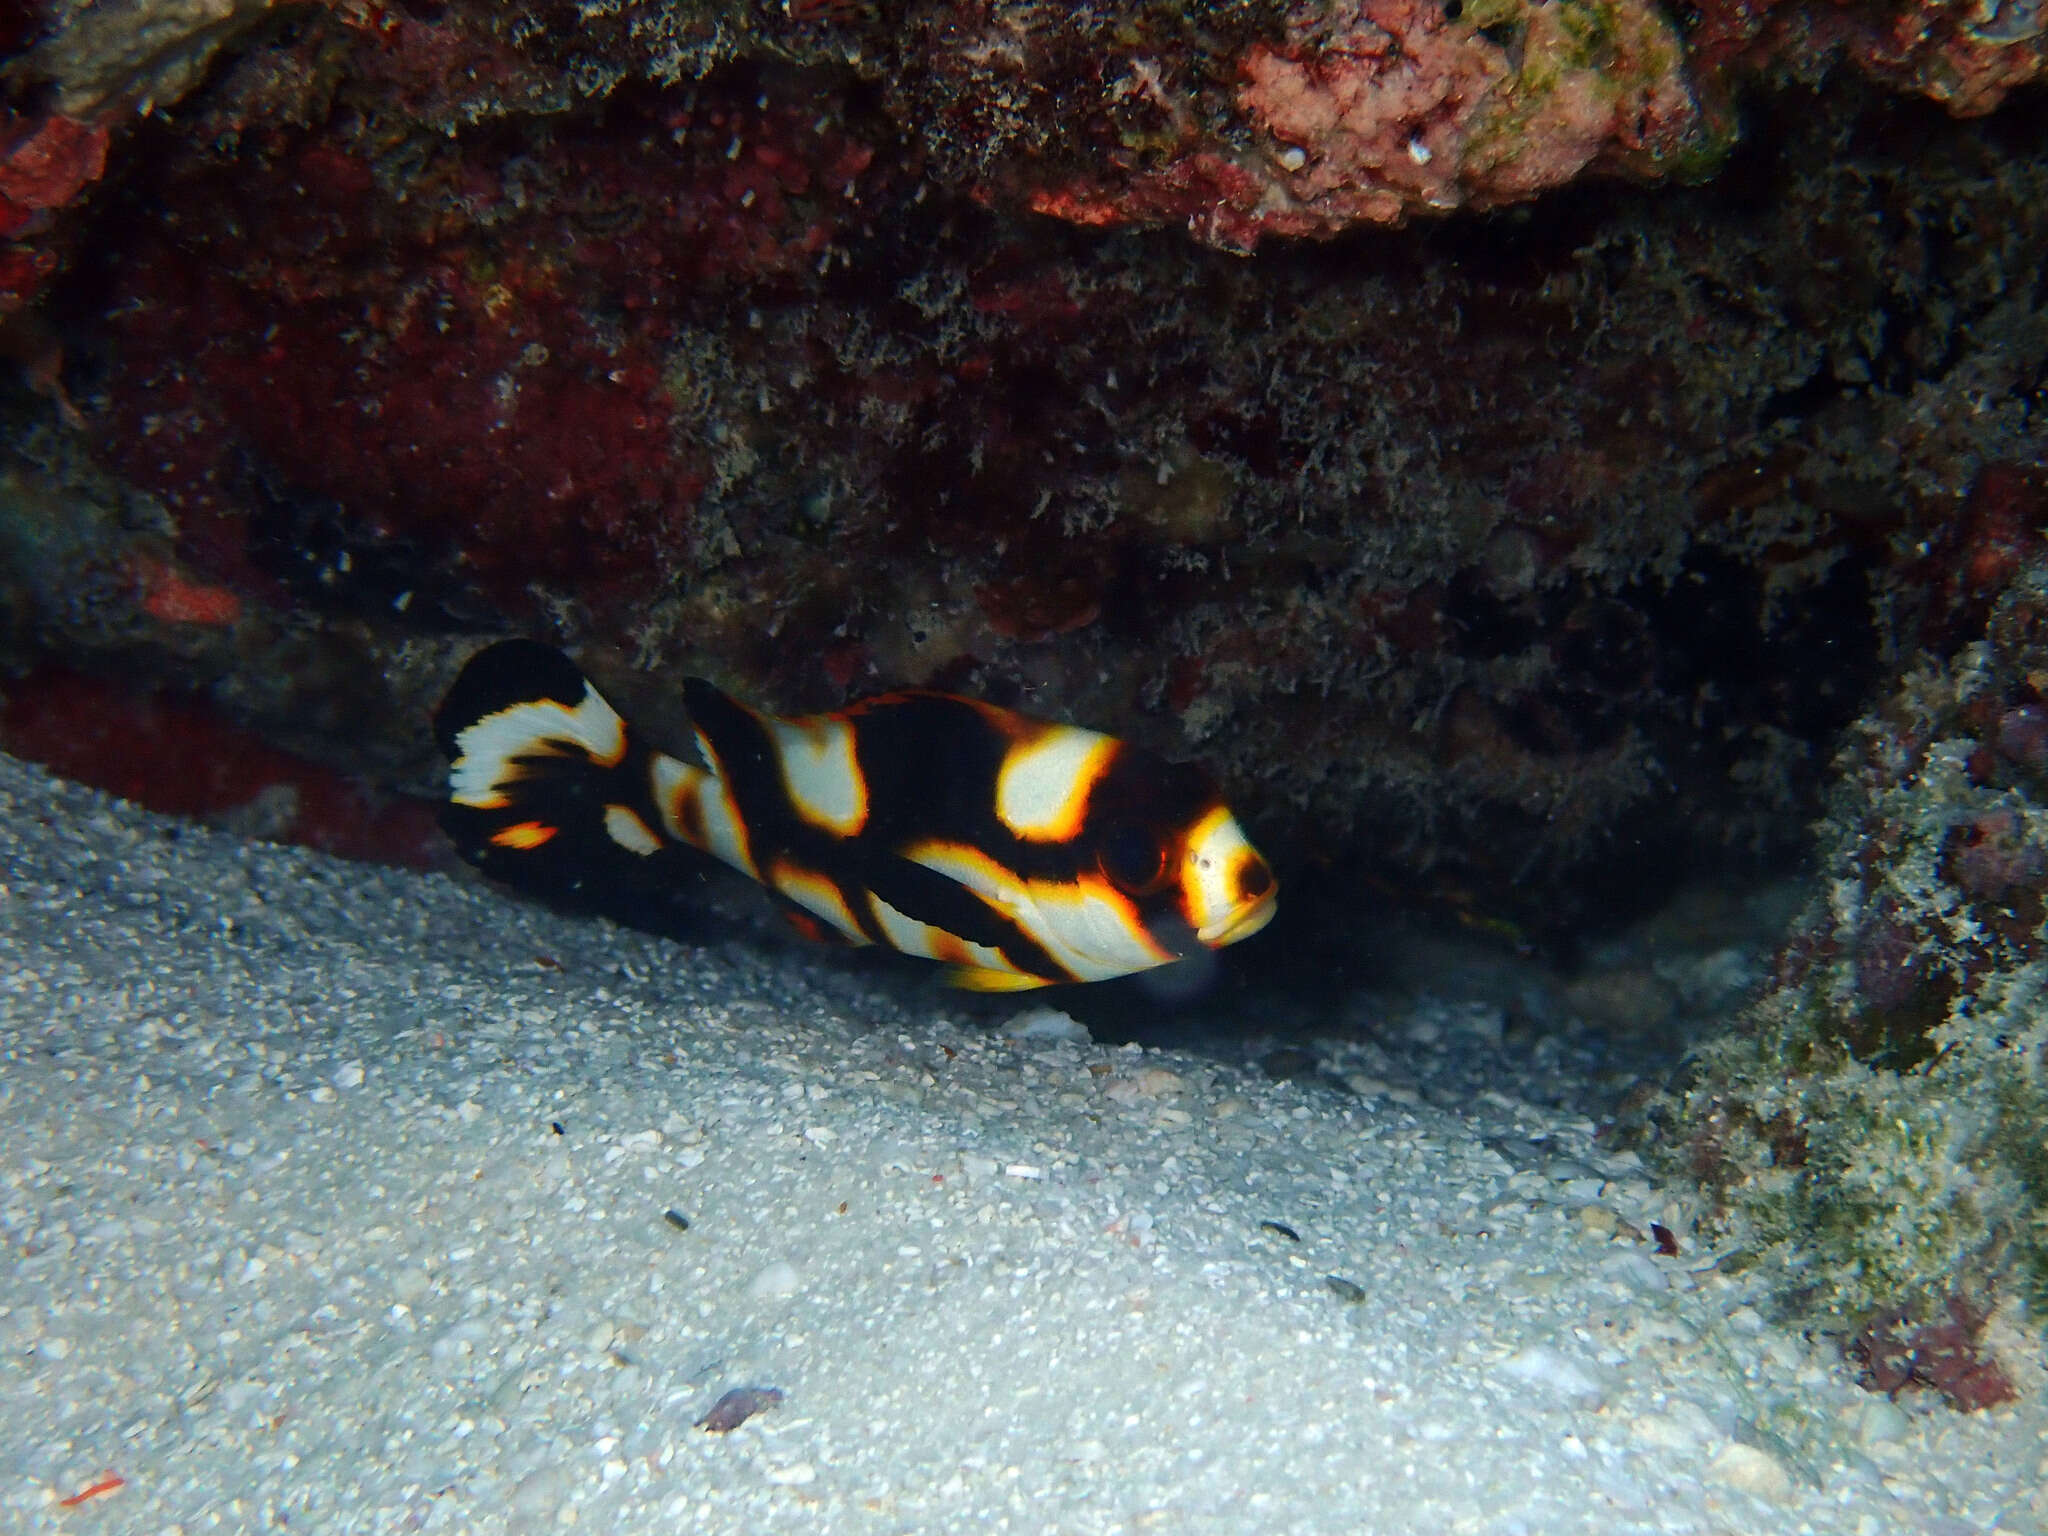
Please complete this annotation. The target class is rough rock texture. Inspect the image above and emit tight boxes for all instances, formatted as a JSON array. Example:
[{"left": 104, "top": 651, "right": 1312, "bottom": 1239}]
[
  {"left": 2, "top": 0, "right": 2042, "bottom": 326},
  {"left": 1687, "top": 0, "right": 2048, "bottom": 122},
  {"left": 921, "top": 0, "right": 1712, "bottom": 250},
  {"left": 1632, "top": 508, "right": 2048, "bottom": 1355},
  {"left": 28, "top": 0, "right": 286, "bottom": 116}
]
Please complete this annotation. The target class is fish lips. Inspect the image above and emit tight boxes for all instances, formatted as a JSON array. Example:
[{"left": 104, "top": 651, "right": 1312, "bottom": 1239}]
[{"left": 1197, "top": 891, "right": 1277, "bottom": 949}]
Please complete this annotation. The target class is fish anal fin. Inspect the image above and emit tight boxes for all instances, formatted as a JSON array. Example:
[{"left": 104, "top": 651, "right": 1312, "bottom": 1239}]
[
  {"left": 489, "top": 820, "right": 559, "bottom": 851},
  {"left": 945, "top": 964, "right": 1052, "bottom": 993},
  {"left": 781, "top": 906, "right": 858, "bottom": 947}
]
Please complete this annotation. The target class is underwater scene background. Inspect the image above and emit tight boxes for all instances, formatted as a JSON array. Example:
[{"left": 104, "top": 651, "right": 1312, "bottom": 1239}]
[{"left": 1, "top": 2, "right": 2046, "bottom": 1529}]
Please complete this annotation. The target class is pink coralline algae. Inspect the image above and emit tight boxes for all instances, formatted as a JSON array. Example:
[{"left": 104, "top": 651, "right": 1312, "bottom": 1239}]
[
  {"left": 0, "top": 109, "right": 108, "bottom": 312},
  {"left": 1244, "top": 0, "right": 1702, "bottom": 205},
  {"left": 910, "top": 0, "right": 2048, "bottom": 243},
  {"left": 0, "top": 111, "right": 106, "bottom": 238},
  {"left": 1854, "top": 1299, "right": 2018, "bottom": 1413},
  {"left": 84, "top": 79, "right": 892, "bottom": 626},
  {"left": 1009, "top": 0, "right": 1707, "bottom": 248}
]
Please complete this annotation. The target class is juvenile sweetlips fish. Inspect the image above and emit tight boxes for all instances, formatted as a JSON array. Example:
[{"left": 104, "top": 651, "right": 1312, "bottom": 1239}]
[{"left": 435, "top": 640, "right": 1277, "bottom": 990}]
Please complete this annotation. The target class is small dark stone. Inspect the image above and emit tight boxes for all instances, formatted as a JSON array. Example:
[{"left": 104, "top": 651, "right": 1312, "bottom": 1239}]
[
  {"left": 662, "top": 1209, "right": 691, "bottom": 1232},
  {"left": 1259, "top": 1047, "right": 1319, "bottom": 1080},
  {"left": 697, "top": 1385, "right": 785, "bottom": 1433}
]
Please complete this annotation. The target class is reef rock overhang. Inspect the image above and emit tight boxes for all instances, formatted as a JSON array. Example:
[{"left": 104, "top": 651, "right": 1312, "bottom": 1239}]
[
  {"left": 0, "top": 3, "right": 2041, "bottom": 944},
  {"left": 5, "top": 0, "right": 2047, "bottom": 287}
]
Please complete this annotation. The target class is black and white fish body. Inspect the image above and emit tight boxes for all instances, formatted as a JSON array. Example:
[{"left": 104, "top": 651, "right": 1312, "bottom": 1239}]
[{"left": 435, "top": 640, "right": 1276, "bottom": 990}]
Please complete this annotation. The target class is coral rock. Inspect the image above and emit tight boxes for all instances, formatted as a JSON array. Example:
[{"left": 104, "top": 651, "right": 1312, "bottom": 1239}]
[
  {"left": 1004, "top": 0, "right": 1710, "bottom": 247},
  {"left": 1635, "top": 530, "right": 2048, "bottom": 1328},
  {"left": 0, "top": 111, "right": 107, "bottom": 241},
  {"left": 25, "top": 0, "right": 286, "bottom": 116}
]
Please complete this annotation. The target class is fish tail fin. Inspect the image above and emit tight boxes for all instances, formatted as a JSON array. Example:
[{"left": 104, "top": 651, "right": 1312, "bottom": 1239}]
[{"left": 436, "top": 640, "right": 678, "bottom": 902}]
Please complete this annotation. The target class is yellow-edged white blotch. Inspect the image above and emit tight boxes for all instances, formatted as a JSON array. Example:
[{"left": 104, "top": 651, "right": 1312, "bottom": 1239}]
[
  {"left": 867, "top": 892, "right": 1018, "bottom": 974},
  {"left": 650, "top": 751, "right": 757, "bottom": 879},
  {"left": 760, "top": 712, "right": 869, "bottom": 837},
  {"left": 448, "top": 686, "right": 626, "bottom": 810},
  {"left": 767, "top": 859, "right": 871, "bottom": 944},
  {"left": 995, "top": 725, "right": 1117, "bottom": 841},
  {"left": 907, "top": 839, "right": 1173, "bottom": 983}
]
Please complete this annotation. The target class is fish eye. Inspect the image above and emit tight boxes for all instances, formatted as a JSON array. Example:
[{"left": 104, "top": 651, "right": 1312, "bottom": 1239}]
[{"left": 1097, "top": 823, "right": 1168, "bottom": 894}]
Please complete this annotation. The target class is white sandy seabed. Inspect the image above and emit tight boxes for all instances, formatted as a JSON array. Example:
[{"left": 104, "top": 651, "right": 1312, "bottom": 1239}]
[{"left": 2, "top": 750, "right": 2045, "bottom": 1536}]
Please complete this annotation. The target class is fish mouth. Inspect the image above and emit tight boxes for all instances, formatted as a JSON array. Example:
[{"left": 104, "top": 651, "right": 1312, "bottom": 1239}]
[{"left": 1198, "top": 891, "right": 1276, "bottom": 949}]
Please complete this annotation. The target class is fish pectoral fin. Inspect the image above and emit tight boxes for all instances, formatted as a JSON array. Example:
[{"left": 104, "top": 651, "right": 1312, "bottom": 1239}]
[{"left": 944, "top": 964, "right": 1052, "bottom": 993}]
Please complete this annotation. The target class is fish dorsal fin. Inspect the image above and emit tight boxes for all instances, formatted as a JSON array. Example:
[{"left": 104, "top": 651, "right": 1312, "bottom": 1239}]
[
  {"left": 680, "top": 677, "right": 758, "bottom": 781},
  {"left": 433, "top": 639, "right": 592, "bottom": 761},
  {"left": 680, "top": 675, "right": 859, "bottom": 846}
]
